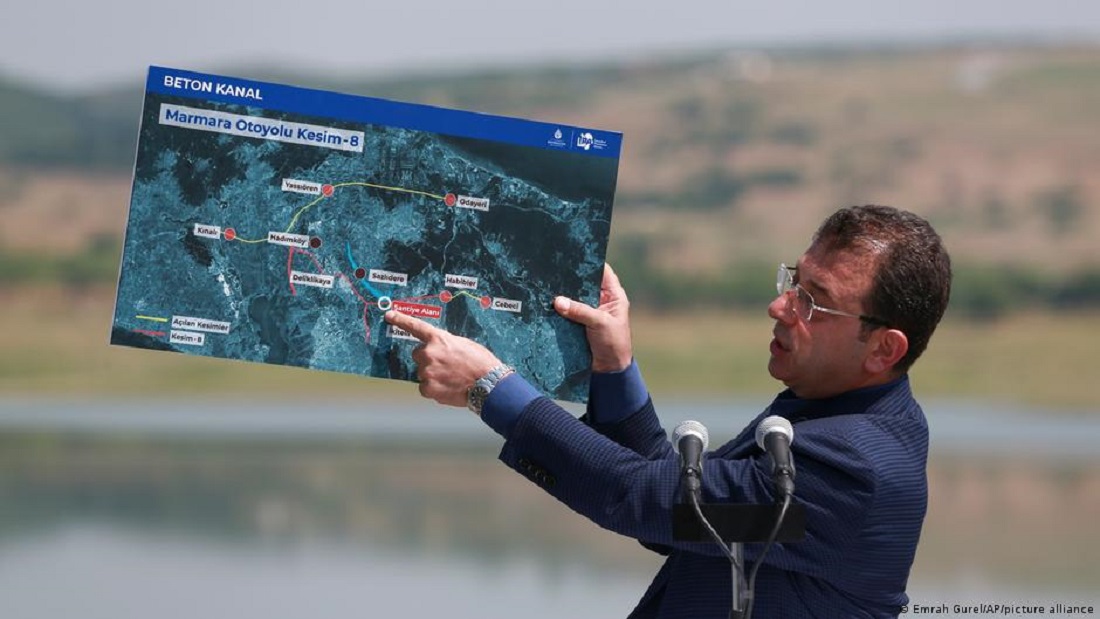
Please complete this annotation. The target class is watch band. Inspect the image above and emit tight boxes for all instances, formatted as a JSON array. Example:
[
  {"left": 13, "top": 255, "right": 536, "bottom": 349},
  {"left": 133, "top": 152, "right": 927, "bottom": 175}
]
[{"left": 467, "top": 364, "right": 515, "bottom": 415}]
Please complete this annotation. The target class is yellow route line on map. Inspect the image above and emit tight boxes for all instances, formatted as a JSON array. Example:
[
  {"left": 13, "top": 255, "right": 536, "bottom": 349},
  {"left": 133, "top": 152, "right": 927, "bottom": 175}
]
[
  {"left": 452, "top": 290, "right": 483, "bottom": 301},
  {"left": 135, "top": 315, "right": 169, "bottom": 322},
  {"left": 232, "top": 182, "right": 446, "bottom": 244},
  {"left": 334, "top": 181, "right": 445, "bottom": 201},
  {"left": 283, "top": 195, "right": 328, "bottom": 235}
]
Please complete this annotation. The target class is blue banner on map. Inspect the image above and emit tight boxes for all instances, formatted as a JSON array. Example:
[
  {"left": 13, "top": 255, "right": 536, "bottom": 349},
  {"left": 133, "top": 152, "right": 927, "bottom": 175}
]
[
  {"left": 147, "top": 66, "right": 621, "bottom": 158},
  {"left": 111, "top": 66, "right": 619, "bottom": 403}
]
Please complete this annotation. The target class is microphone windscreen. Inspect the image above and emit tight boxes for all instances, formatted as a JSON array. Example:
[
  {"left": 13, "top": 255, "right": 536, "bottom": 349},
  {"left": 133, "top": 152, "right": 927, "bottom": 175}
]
[
  {"left": 673, "top": 420, "right": 709, "bottom": 452},
  {"left": 755, "top": 415, "right": 794, "bottom": 450}
]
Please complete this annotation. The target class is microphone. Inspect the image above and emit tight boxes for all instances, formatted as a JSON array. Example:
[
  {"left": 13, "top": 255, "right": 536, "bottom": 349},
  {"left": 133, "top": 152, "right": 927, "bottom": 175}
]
[
  {"left": 755, "top": 415, "right": 796, "bottom": 497},
  {"left": 673, "top": 420, "right": 709, "bottom": 501}
]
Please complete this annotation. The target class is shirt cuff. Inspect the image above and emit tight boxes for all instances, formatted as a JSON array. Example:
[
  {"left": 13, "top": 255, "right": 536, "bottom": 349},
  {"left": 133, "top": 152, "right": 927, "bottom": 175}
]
[
  {"left": 588, "top": 359, "right": 649, "bottom": 425},
  {"left": 481, "top": 373, "right": 541, "bottom": 439}
]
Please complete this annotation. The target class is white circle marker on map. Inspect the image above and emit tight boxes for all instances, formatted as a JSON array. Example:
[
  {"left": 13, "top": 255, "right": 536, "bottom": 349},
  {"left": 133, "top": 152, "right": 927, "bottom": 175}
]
[{"left": 377, "top": 296, "right": 392, "bottom": 311}]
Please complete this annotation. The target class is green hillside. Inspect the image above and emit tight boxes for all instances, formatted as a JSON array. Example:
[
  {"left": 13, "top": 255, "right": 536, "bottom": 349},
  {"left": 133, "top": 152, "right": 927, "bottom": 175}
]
[{"left": 2, "top": 43, "right": 1100, "bottom": 318}]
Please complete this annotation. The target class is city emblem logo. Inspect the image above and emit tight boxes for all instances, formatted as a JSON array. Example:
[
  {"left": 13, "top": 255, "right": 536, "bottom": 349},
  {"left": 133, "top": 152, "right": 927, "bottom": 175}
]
[{"left": 576, "top": 132, "right": 594, "bottom": 151}]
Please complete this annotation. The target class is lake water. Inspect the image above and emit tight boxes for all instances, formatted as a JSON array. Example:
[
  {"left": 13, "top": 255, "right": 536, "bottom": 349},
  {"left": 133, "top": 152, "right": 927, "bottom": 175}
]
[
  {"left": 0, "top": 524, "right": 649, "bottom": 619},
  {"left": 0, "top": 398, "right": 1097, "bottom": 618},
  {"left": 1, "top": 396, "right": 1097, "bottom": 458}
]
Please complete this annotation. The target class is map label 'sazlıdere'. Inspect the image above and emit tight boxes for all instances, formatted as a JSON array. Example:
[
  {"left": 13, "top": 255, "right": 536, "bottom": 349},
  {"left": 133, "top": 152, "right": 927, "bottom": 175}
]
[{"left": 369, "top": 269, "right": 408, "bottom": 286}]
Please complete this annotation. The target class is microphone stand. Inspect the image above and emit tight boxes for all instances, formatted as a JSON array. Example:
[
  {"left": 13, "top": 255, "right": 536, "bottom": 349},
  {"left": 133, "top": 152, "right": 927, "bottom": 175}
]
[
  {"left": 729, "top": 539, "right": 746, "bottom": 619},
  {"left": 677, "top": 492, "right": 805, "bottom": 619},
  {"left": 688, "top": 491, "right": 747, "bottom": 617}
]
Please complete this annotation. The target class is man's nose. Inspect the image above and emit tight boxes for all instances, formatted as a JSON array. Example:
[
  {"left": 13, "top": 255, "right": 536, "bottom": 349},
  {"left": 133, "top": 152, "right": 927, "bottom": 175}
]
[{"left": 768, "top": 291, "right": 796, "bottom": 324}]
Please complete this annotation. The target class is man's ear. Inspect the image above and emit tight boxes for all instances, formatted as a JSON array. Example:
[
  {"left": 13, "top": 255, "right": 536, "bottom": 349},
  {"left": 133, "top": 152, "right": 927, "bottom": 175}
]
[{"left": 865, "top": 328, "right": 909, "bottom": 375}]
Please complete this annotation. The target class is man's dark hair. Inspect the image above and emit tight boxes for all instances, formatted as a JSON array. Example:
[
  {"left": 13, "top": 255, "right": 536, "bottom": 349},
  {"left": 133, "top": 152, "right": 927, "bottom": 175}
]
[{"left": 813, "top": 205, "right": 952, "bottom": 373}]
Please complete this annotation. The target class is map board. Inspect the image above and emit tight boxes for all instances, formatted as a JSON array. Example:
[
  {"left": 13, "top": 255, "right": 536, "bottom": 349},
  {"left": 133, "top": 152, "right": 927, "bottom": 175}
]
[{"left": 110, "top": 66, "right": 620, "bottom": 403}]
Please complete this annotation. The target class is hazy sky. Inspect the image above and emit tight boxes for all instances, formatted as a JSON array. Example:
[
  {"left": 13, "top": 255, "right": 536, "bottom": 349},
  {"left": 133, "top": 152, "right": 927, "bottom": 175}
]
[{"left": 5, "top": 0, "right": 1099, "bottom": 91}]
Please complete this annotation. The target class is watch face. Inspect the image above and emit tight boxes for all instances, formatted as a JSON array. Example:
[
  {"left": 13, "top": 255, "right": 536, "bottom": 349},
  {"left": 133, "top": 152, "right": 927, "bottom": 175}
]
[
  {"left": 467, "top": 366, "right": 512, "bottom": 414},
  {"left": 468, "top": 385, "right": 490, "bottom": 413}
]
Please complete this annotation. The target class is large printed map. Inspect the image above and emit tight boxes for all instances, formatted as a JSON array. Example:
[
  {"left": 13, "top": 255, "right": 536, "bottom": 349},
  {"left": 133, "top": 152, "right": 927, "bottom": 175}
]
[{"left": 110, "top": 67, "right": 621, "bottom": 403}]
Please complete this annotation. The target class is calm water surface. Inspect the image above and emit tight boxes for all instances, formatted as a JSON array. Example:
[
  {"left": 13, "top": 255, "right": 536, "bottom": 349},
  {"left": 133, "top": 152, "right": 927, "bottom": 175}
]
[{"left": 0, "top": 398, "right": 1096, "bottom": 618}]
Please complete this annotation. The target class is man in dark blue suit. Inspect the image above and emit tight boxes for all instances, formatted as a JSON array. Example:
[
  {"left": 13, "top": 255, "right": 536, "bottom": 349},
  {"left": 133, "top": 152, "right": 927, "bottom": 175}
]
[{"left": 385, "top": 205, "right": 952, "bottom": 618}]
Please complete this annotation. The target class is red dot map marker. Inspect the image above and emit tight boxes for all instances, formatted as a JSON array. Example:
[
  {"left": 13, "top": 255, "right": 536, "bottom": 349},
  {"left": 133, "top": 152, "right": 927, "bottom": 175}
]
[
  {"left": 444, "top": 193, "right": 457, "bottom": 207},
  {"left": 322, "top": 184, "right": 335, "bottom": 197},
  {"left": 480, "top": 295, "right": 492, "bottom": 309},
  {"left": 224, "top": 228, "right": 237, "bottom": 241},
  {"left": 439, "top": 290, "right": 453, "bottom": 303}
]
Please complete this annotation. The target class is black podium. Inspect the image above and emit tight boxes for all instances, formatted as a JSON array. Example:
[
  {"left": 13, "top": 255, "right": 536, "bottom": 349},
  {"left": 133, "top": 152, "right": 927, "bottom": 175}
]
[{"left": 672, "top": 502, "right": 807, "bottom": 618}]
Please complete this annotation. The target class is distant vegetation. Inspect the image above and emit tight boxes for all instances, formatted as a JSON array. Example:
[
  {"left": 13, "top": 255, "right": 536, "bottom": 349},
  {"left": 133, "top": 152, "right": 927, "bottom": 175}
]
[
  {"left": 0, "top": 232, "right": 1096, "bottom": 320},
  {"left": 607, "top": 248, "right": 1100, "bottom": 319},
  {"left": 3, "top": 43, "right": 1100, "bottom": 320},
  {"left": 0, "top": 79, "right": 139, "bottom": 168},
  {"left": 0, "top": 63, "right": 632, "bottom": 170},
  {"left": 0, "top": 234, "right": 120, "bottom": 288}
]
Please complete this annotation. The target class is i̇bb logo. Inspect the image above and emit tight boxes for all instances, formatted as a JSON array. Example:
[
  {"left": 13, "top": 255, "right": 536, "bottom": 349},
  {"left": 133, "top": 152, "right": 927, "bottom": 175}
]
[{"left": 576, "top": 132, "right": 594, "bottom": 151}]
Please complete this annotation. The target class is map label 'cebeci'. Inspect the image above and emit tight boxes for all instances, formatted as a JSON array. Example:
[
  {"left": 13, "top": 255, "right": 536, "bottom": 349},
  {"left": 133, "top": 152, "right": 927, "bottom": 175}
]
[{"left": 492, "top": 298, "right": 523, "bottom": 313}]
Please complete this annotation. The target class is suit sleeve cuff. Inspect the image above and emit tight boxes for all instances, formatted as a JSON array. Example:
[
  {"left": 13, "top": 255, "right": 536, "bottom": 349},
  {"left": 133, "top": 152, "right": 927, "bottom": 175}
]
[
  {"left": 480, "top": 373, "right": 541, "bottom": 439},
  {"left": 588, "top": 359, "right": 649, "bottom": 425}
]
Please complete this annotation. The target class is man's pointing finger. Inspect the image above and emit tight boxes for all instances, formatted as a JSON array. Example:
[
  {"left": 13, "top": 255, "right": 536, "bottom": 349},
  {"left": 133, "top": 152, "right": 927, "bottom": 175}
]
[{"left": 384, "top": 310, "right": 438, "bottom": 342}]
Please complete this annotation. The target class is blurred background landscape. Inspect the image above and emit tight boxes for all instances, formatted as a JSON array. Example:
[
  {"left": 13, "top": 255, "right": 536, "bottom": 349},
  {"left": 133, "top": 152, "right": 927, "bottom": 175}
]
[{"left": 1, "top": 1, "right": 1098, "bottom": 617}]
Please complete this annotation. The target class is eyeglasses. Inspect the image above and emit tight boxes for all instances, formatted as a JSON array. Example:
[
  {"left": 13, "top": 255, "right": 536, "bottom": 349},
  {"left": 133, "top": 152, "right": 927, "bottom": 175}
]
[{"left": 776, "top": 263, "right": 890, "bottom": 327}]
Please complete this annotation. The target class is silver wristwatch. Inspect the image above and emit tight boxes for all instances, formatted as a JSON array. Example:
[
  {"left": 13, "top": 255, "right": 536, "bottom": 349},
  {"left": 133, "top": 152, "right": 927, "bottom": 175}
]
[{"left": 467, "top": 364, "right": 515, "bottom": 415}]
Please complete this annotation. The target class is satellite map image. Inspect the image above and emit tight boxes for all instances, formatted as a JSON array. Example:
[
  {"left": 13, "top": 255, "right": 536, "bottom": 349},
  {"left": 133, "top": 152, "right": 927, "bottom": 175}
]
[{"left": 110, "top": 67, "right": 621, "bottom": 402}]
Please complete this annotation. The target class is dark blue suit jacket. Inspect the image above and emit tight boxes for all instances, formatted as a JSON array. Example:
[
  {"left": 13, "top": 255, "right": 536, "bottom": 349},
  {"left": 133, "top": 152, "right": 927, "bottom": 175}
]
[{"left": 498, "top": 377, "right": 928, "bottom": 618}]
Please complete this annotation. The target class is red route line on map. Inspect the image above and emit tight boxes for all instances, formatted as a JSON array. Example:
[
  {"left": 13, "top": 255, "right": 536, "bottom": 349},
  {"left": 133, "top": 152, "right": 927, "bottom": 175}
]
[
  {"left": 287, "top": 247, "right": 297, "bottom": 295},
  {"left": 283, "top": 246, "right": 505, "bottom": 348},
  {"left": 395, "top": 294, "right": 442, "bottom": 304},
  {"left": 218, "top": 182, "right": 496, "bottom": 340},
  {"left": 290, "top": 248, "right": 461, "bottom": 311},
  {"left": 287, "top": 247, "right": 373, "bottom": 344},
  {"left": 135, "top": 329, "right": 167, "bottom": 337}
]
